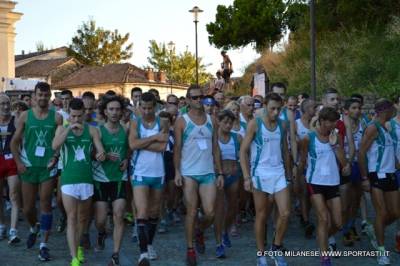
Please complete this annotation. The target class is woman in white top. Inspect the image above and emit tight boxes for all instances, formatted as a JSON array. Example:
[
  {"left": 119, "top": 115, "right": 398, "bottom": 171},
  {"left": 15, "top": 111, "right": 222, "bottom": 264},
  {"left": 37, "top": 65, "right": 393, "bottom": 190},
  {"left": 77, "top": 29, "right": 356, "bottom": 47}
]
[
  {"left": 214, "top": 110, "right": 242, "bottom": 258},
  {"left": 298, "top": 107, "right": 350, "bottom": 266}
]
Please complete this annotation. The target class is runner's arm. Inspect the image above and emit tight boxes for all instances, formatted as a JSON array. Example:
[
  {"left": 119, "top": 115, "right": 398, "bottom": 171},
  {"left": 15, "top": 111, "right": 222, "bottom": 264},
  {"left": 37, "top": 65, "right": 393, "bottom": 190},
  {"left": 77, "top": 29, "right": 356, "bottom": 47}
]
[
  {"left": 52, "top": 125, "right": 69, "bottom": 151},
  {"left": 343, "top": 115, "right": 356, "bottom": 162},
  {"left": 282, "top": 124, "right": 292, "bottom": 179},
  {"left": 128, "top": 119, "right": 161, "bottom": 150},
  {"left": 239, "top": 119, "right": 256, "bottom": 179},
  {"left": 173, "top": 117, "right": 184, "bottom": 177},
  {"left": 334, "top": 135, "right": 350, "bottom": 170},
  {"left": 10, "top": 111, "right": 27, "bottom": 166},
  {"left": 298, "top": 136, "right": 309, "bottom": 176},
  {"left": 358, "top": 125, "right": 378, "bottom": 178},
  {"left": 212, "top": 120, "right": 223, "bottom": 175},
  {"left": 90, "top": 126, "right": 106, "bottom": 157}
]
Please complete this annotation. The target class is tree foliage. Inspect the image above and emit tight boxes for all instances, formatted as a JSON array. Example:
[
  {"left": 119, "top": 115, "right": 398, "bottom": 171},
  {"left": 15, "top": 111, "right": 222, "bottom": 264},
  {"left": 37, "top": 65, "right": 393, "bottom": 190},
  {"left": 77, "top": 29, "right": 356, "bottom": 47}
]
[
  {"left": 207, "top": 0, "right": 400, "bottom": 51},
  {"left": 147, "top": 40, "right": 211, "bottom": 85},
  {"left": 207, "top": 0, "right": 286, "bottom": 52},
  {"left": 68, "top": 19, "right": 133, "bottom": 66}
]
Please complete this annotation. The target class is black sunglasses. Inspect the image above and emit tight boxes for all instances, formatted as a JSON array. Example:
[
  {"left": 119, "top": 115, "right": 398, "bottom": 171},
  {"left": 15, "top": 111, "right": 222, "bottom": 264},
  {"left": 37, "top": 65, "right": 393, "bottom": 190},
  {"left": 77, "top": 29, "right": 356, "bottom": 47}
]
[
  {"left": 190, "top": 95, "right": 204, "bottom": 100},
  {"left": 168, "top": 102, "right": 178, "bottom": 106}
]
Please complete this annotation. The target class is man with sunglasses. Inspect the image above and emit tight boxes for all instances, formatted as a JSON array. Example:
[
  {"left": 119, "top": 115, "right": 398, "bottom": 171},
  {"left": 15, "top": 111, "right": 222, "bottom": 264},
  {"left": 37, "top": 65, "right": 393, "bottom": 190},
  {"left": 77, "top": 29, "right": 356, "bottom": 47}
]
[{"left": 174, "top": 85, "right": 224, "bottom": 266}]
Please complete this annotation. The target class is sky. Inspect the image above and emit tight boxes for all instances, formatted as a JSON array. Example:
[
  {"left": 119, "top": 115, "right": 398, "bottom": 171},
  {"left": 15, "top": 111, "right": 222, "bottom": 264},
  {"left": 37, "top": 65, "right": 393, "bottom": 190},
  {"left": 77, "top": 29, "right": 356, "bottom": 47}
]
[{"left": 14, "top": 0, "right": 260, "bottom": 76}]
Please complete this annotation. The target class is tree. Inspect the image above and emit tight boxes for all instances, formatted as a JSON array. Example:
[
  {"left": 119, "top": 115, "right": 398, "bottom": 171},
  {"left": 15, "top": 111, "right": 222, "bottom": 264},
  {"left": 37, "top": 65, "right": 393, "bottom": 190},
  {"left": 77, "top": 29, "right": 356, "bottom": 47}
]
[
  {"left": 147, "top": 40, "right": 211, "bottom": 85},
  {"left": 36, "top": 41, "right": 46, "bottom": 52},
  {"left": 206, "top": 0, "right": 287, "bottom": 52},
  {"left": 68, "top": 19, "right": 133, "bottom": 66}
]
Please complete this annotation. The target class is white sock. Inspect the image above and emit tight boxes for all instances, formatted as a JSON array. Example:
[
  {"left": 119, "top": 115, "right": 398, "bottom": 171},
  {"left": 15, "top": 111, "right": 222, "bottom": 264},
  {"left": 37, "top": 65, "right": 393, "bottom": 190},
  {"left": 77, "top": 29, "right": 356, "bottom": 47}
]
[
  {"left": 328, "top": 236, "right": 336, "bottom": 245},
  {"left": 139, "top": 252, "right": 148, "bottom": 260},
  {"left": 40, "top": 242, "right": 47, "bottom": 249}
]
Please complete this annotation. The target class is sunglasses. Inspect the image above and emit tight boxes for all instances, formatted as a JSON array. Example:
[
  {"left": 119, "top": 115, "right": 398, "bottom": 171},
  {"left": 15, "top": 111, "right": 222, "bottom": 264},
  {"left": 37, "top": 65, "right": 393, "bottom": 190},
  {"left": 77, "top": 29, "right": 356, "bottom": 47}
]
[
  {"left": 190, "top": 95, "right": 204, "bottom": 100},
  {"left": 168, "top": 102, "right": 178, "bottom": 106}
]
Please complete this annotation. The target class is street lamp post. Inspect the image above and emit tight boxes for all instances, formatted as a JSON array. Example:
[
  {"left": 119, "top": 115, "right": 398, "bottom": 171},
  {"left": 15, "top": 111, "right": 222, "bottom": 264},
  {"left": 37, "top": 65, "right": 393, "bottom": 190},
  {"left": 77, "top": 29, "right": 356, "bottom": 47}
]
[
  {"left": 189, "top": 6, "right": 203, "bottom": 86},
  {"left": 167, "top": 41, "right": 175, "bottom": 94}
]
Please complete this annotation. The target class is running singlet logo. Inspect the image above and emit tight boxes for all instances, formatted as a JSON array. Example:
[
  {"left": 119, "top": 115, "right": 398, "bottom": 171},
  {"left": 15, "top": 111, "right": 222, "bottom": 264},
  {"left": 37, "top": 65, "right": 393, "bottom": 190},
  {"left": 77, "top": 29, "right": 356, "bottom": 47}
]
[
  {"left": 35, "top": 130, "right": 48, "bottom": 146},
  {"left": 72, "top": 145, "right": 87, "bottom": 162}
]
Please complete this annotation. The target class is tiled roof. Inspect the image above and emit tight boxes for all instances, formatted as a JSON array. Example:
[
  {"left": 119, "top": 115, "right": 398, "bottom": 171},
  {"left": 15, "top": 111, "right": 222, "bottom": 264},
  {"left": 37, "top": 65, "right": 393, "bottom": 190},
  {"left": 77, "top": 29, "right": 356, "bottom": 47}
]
[
  {"left": 15, "top": 46, "right": 69, "bottom": 61},
  {"left": 15, "top": 57, "right": 76, "bottom": 77},
  {"left": 54, "top": 63, "right": 173, "bottom": 88}
]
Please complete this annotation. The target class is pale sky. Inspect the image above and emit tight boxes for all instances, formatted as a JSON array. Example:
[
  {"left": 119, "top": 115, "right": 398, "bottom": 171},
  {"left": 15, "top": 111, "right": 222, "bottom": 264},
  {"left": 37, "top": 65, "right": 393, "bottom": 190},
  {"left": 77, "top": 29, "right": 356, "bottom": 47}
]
[{"left": 14, "top": 0, "right": 259, "bottom": 76}]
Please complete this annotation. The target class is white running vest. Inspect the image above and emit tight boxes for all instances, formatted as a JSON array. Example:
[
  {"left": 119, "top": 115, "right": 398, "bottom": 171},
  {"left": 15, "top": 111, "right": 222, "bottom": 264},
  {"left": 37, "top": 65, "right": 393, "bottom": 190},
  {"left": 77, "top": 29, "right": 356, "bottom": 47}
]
[
  {"left": 250, "top": 117, "right": 285, "bottom": 177},
  {"left": 295, "top": 118, "right": 310, "bottom": 140},
  {"left": 132, "top": 117, "right": 165, "bottom": 177},
  {"left": 389, "top": 118, "right": 400, "bottom": 162},
  {"left": 218, "top": 133, "right": 239, "bottom": 161},
  {"left": 344, "top": 122, "right": 363, "bottom": 161},
  {"left": 367, "top": 122, "right": 395, "bottom": 177},
  {"left": 306, "top": 132, "right": 340, "bottom": 185},
  {"left": 181, "top": 114, "right": 214, "bottom": 176}
]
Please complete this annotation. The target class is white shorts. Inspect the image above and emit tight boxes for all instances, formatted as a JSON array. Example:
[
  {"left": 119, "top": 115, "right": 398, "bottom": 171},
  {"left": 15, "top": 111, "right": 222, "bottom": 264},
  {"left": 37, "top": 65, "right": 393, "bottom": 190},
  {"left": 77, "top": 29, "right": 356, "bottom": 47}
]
[
  {"left": 252, "top": 174, "right": 287, "bottom": 194},
  {"left": 61, "top": 184, "right": 94, "bottom": 201}
]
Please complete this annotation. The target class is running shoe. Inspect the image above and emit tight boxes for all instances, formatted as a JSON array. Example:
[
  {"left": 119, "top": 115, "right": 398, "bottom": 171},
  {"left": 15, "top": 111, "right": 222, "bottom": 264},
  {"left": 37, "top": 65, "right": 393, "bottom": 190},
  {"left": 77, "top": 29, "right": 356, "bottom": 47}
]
[
  {"left": 80, "top": 233, "right": 91, "bottom": 250},
  {"left": 138, "top": 252, "right": 150, "bottom": 266},
  {"left": 38, "top": 246, "right": 51, "bottom": 261},
  {"left": 71, "top": 257, "right": 80, "bottom": 266},
  {"left": 320, "top": 256, "right": 332, "bottom": 266},
  {"left": 186, "top": 248, "right": 197, "bottom": 266},
  {"left": 377, "top": 254, "right": 390, "bottom": 265},
  {"left": 195, "top": 229, "right": 205, "bottom": 254},
  {"left": 222, "top": 232, "right": 232, "bottom": 248},
  {"left": 108, "top": 253, "right": 120, "bottom": 266},
  {"left": 230, "top": 224, "right": 239, "bottom": 237},
  {"left": 257, "top": 256, "right": 268, "bottom": 266},
  {"left": 350, "top": 226, "right": 360, "bottom": 241},
  {"left": 216, "top": 244, "right": 226, "bottom": 259},
  {"left": 56, "top": 215, "right": 66, "bottom": 233},
  {"left": 95, "top": 232, "right": 106, "bottom": 251},
  {"left": 132, "top": 223, "right": 138, "bottom": 243},
  {"left": 77, "top": 246, "right": 85, "bottom": 263},
  {"left": 26, "top": 231, "right": 38, "bottom": 249},
  {"left": 364, "top": 223, "right": 378, "bottom": 250},
  {"left": 328, "top": 243, "right": 340, "bottom": 258},
  {"left": 8, "top": 229, "right": 21, "bottom": 245},
  {"left": 0, "top": 225, "right": 6, "bottom": 240},
  {"left": 124, "top": 212, "right": 134, "bottom": 224},
  {"left": 395, "top": 233, "right": 400, "bottom": 253},
  {"left": 270, "top": 247, "right": 288, "bottom": 266},
  {"left": 148, "top": 245, "right": 158, "bottom": 260},
  {"left": 158, "top": 219, "right": 167, "bottom": 233}
]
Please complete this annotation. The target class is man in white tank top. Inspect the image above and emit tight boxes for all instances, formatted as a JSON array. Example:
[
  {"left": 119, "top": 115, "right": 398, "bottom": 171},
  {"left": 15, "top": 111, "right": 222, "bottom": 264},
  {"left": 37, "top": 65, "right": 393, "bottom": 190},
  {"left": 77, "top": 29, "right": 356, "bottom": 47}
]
[
  {"left": 174, "top": 85, "right": 224, "bottom": 266},
  {"left": 240, "top": 92, "right": 292, "bottom": 266},
  {"left": 359, "top": 99, "right": 399, "bottom": 265},
  {"left": 291, "top": 99, "right": 316, "bottom": 239},
  {"left": 128, "top": 92, "right": 169, "bottom": 265}
]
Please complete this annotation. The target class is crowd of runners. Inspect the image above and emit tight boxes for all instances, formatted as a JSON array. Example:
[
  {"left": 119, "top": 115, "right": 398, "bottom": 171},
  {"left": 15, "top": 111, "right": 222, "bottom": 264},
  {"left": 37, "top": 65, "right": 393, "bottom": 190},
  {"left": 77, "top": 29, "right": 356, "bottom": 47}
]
[{"left": 0, "top": 80, "right": 399, "bottom": 266}]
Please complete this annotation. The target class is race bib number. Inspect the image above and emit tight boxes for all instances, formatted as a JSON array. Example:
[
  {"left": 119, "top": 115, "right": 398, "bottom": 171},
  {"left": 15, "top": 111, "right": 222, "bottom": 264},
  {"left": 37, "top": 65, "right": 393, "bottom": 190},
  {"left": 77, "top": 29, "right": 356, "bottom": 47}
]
[
  {"left": 196, "top": 139, "right": 207, "bottom": 150},
  {"left": 35, "top": 146, "right": 45, "bottom": 157},
  {"left": 4, "top": 153, "right": 13, "bottom": 160},
  {"left": 75, "top": 148, "right": 86, "bottom": 161}
]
